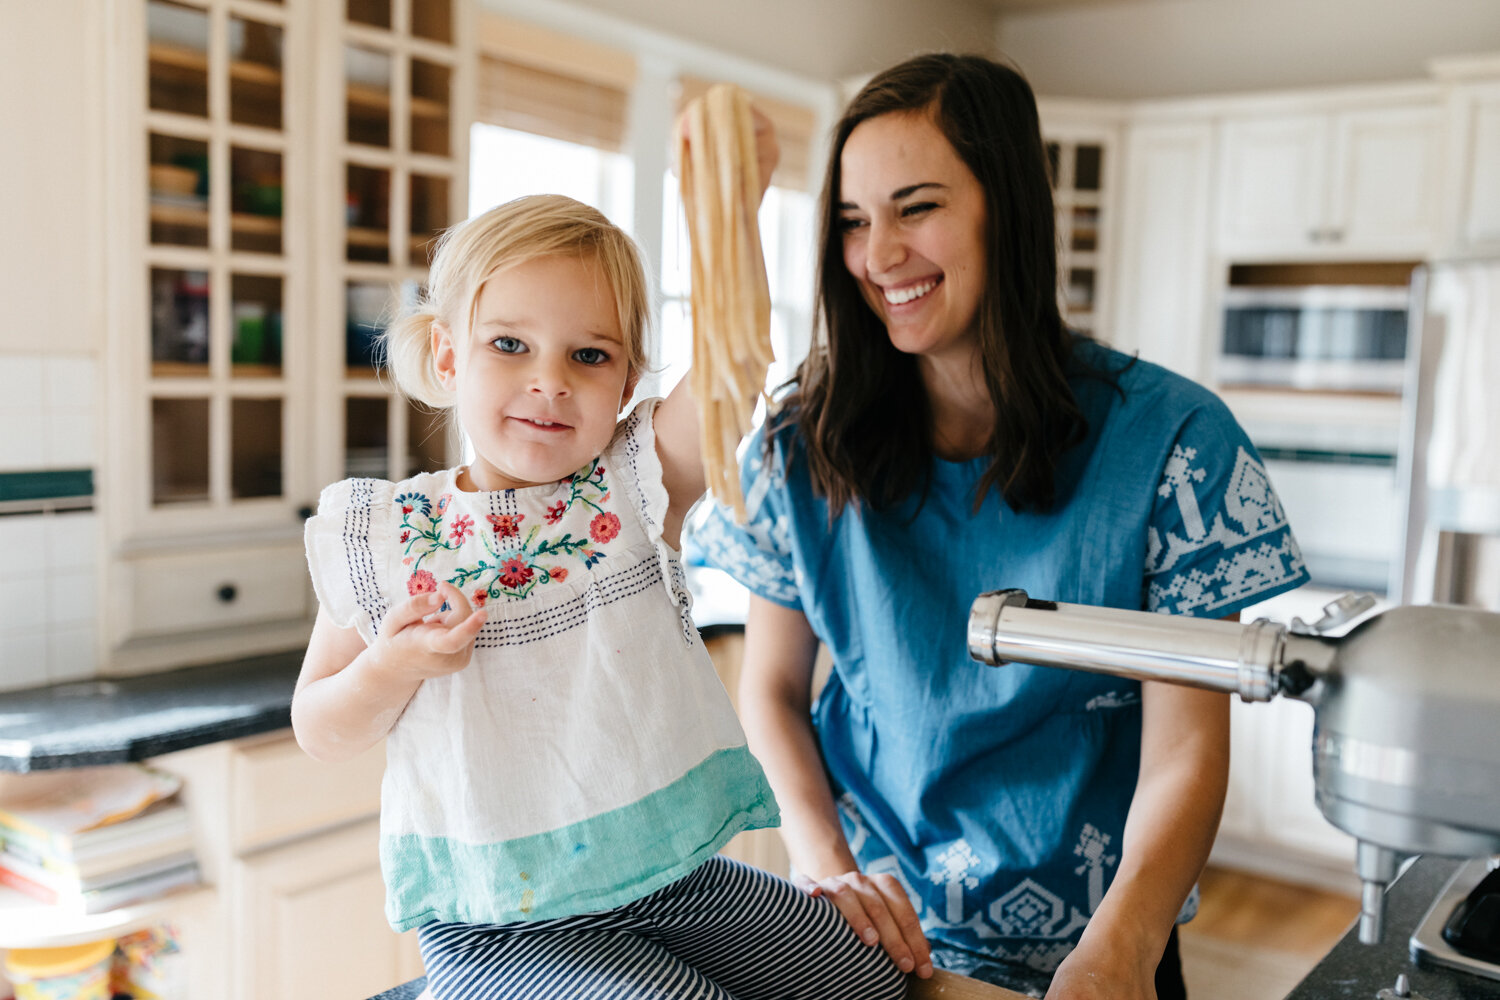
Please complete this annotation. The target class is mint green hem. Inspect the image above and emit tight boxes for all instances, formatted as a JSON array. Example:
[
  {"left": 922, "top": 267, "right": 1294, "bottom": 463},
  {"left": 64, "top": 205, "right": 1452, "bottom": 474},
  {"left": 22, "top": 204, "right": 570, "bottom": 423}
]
[{"left": 382, "top": 745, "right": 779, "bottom": 931}]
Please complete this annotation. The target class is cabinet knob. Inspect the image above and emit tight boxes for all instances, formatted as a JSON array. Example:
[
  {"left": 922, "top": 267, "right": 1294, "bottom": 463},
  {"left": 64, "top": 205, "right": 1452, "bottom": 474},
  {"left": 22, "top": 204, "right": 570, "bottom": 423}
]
[
  {"left": 217, "top": 584, "right": 238, "bottom": 603},
  {"left": 298, "top": 505, "right": 315, "bottom": 520}
]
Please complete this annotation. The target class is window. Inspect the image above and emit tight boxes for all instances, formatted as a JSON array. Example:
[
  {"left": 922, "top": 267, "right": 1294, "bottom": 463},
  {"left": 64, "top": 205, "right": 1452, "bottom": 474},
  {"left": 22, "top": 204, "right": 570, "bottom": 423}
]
[
  {"left": 656, "top": 178, "right": 816, "bottom": 398},
  {"left": 472, "top": 15, "right": 826, "bottom": 402},
  {"left": 469, "top": 125, "right": 633, "bottom": 226}
]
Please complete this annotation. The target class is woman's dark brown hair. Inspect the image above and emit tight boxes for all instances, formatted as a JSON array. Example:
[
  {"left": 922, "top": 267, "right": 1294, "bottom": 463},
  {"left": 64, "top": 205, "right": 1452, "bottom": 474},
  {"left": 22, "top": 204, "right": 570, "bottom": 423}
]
[{"left": 775, "top": 53, "right": 1091, "bottom": 516}]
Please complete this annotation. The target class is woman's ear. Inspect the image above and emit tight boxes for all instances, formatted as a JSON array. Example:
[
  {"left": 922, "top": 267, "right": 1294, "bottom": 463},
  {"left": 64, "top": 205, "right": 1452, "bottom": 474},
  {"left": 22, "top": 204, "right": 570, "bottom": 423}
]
[{"left": 431, "top": 320, "right": 458, "bottom": 391}]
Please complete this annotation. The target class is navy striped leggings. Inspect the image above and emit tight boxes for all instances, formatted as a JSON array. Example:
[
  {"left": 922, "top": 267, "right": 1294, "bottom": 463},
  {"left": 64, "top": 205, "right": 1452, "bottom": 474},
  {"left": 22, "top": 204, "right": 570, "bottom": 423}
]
[{"left": 418, "top": 856, "right": 908, "bottom": 1000}]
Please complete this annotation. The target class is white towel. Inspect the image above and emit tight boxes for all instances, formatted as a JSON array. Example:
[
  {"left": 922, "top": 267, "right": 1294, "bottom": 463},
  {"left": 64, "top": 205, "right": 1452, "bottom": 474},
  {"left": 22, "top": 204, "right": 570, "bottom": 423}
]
[{"left": 1426, "top": 262, "right": 1500, "bottom": 490}]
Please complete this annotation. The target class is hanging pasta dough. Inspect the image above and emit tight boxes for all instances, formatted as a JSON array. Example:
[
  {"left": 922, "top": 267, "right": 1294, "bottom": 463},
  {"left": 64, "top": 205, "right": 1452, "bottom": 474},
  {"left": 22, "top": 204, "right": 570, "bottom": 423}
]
[{"left": 677, "top": 83, "right": 774, "bottom": 521}]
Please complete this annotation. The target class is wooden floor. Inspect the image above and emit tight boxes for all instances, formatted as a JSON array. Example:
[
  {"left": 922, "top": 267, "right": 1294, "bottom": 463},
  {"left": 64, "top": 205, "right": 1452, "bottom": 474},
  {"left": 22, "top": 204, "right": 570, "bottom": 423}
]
[{"left": 1179, "top": 867, "right": 1361, "bottom": 1000}]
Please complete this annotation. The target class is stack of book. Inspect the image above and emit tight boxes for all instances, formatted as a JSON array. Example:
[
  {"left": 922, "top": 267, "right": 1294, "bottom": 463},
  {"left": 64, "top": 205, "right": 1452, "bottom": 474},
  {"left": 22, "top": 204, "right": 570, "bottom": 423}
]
[{"left": 0, "top": 764, "right": 200, "bottom": 915}]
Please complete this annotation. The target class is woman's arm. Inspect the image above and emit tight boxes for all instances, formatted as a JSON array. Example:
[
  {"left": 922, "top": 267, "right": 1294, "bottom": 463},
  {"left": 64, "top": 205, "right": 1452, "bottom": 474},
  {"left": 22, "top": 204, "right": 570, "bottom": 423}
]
[
  {"left": 292, "top": 582, "right": 485, "bottom": 763},
  {"left": 1045, "top": 666, "right": 1232, "bottom": 999},
  {"left": 740, "top": 595, "right": 933, "bottom": 978}
]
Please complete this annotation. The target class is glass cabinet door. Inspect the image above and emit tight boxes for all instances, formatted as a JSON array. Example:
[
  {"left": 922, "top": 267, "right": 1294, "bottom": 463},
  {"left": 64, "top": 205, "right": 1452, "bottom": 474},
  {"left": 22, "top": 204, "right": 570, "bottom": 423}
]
[
  {"left": 334, "top": 0, "right": 459, "bottom": 481},
  {"left": 1046, "top": 138, "right": 1108, "bottom": 338},
  {"left": 145, "top": 0, "right": 291, "bottom": 515}
]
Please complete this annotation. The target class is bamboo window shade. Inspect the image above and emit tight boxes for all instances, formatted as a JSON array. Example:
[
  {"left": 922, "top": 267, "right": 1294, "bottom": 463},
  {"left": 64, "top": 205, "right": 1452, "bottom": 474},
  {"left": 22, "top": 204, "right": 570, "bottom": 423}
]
[
  {"left": 476, "top": 57, "right": 631, "bottom": 152},
  {"left": 678, "top": 76, "right": 817, "bottom": 192}
]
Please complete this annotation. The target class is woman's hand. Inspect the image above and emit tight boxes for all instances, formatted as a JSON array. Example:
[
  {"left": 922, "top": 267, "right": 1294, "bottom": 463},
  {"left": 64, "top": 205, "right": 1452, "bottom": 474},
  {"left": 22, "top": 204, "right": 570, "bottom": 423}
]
[
  {"left": 796, "top": 869, "right": 933, "bottom": 979},
  {"left": 1044, "top": 936, "right": 1158, "bottom": 1000},
  {"left": 368, "top": 581, "right": 486, "bottom": 681}
]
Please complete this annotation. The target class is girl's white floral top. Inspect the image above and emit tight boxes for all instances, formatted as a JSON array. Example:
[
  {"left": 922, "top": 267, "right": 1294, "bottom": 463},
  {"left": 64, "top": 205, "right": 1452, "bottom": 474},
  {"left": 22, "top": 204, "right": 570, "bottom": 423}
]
[{"left": 303, "top": 399, "right": 778, "bottom": 931}]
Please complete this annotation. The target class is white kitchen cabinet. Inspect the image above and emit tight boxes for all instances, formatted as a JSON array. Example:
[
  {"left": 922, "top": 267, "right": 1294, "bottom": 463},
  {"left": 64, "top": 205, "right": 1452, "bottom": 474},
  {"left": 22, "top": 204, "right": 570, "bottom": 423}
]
[
  {"left": 1436, "top": 69, "right": 1500, "bottom": 254},
  {"left": 1217, "top": 103, "right": 1444, "bottom": 260},
  {"left": 1211, "top": 588, "right": 1360, "bottom": 893},
  {"left": 158, "top": 732, "right": 422, "bottom": 1000},
  {"left": 235, "top": 818, "right": 421, "bottom": 1000},
  {"left": 1109, "top": 119, "right": 1217, "bottom": 382},
  {"left": 101, "top": 0, "right": 474, "bottom": 675},
  {"left": 1038, "top": 101, "right": 1126, "bottom": 344}
]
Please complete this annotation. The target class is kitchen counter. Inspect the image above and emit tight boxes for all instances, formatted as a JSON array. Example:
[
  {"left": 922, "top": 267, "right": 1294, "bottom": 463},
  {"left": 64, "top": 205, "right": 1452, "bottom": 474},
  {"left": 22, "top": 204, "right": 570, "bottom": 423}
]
[
  {"left": 0, "top": 651, "right": 302, "bottom": 772},
  {"left": 1288, "top": 855, "right": 1500, "bottom": 999}
]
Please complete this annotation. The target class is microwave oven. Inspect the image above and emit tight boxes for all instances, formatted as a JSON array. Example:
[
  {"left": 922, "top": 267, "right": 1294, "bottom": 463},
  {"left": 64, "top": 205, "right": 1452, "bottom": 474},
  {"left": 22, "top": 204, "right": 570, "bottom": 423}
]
[{"left": 1219, "top": 284, "right": 1411, "bottom": 393}]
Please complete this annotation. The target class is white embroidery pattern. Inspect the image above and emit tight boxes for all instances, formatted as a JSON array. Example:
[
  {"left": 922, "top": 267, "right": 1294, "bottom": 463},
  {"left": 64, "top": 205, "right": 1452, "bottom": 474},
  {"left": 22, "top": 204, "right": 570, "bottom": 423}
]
[
  {"left": 693, "top": 451, "right": 800, "bottom": 603},
  {"left": 930, "top": 840, "right": 983, "bottom": 923},
  {"left": 1147, "top": 446, "right": 1305, "bottom": 614},
  {"left": 1083, "top": 690, "right": 1140, "bottom": 711},
  {"left": 1072, "top": 823, "right": 1117, "bottom": 912}
]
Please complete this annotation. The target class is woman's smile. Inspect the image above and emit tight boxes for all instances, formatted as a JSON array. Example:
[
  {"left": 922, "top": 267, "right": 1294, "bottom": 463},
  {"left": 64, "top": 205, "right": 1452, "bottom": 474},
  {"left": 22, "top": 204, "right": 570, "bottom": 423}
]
[{"left": 838, "top": 111, "right": 988, "bottom": 361}]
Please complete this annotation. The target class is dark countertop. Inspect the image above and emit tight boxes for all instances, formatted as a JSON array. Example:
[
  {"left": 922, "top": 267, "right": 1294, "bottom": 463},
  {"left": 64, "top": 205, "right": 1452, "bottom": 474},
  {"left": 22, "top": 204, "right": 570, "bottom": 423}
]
[
  {"left": 1288, "top": 855, "right": 1500, "bottom": 1000},
  {"left": 0, "top": 651, "right": 303, "bottom": 772}
]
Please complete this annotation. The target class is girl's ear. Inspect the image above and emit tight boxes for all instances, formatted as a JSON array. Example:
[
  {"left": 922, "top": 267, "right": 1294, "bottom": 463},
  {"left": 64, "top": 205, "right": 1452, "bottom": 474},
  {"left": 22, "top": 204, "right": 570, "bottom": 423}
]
[
  {"left": 620, "top": 368, "right": 640, "bottom": 411},
  {"left": 431, "top": 320, "right": 458, "bottom": 391}
]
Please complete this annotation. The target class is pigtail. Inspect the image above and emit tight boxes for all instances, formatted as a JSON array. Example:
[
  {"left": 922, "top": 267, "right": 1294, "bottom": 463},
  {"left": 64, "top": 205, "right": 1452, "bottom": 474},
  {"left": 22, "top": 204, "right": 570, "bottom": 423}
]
[{"left": 381, "top": 310, "right": 452, "bottom": 408}]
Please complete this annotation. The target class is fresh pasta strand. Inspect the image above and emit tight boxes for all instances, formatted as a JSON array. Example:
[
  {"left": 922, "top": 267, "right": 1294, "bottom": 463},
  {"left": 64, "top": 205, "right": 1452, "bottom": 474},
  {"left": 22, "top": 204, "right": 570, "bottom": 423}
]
[{"left": 677, "top": 83, "right": 775, "bottom": 521}]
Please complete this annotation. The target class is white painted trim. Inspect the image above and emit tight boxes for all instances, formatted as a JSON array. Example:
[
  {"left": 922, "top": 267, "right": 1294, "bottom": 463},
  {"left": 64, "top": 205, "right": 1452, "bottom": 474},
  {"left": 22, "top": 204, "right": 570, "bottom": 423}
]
[{"left": 479, "top": 0, "right": 834, "bottom": 110}]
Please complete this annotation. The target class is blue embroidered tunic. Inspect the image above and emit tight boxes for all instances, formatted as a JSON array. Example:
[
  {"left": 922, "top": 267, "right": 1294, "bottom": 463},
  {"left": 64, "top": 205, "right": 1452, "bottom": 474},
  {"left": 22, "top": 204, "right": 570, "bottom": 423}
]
[{"left": 693, "top": 343, "right": 1310, "bottom": 973}]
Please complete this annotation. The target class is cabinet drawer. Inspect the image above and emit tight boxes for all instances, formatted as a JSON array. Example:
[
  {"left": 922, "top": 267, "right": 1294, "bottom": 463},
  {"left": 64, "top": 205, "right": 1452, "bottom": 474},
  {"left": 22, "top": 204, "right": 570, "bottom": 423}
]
[
  {"left": 119, "top": 544, "right": 311, "bottom": 640},
  {"left": 231, "top": 735, "right": 385, "bottom": 853}
]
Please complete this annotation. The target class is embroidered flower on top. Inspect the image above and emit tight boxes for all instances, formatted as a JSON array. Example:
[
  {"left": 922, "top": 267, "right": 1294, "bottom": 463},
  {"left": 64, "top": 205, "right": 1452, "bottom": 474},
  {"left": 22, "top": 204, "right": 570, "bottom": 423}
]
[{"left": 395, "top": 462, "right": 620, "bottom": 603}]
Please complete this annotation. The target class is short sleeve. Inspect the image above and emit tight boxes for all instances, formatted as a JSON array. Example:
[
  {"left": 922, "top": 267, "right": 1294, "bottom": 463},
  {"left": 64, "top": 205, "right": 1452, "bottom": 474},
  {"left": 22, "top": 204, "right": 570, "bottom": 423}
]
[
  {"left": 1144, "top": 403, "right": 1310, "bottom": 617},
  {"left": 304, "top": 477, "right": 395, "bottom": 643},
  {"left": 692, "top": 425, "right": 803, "bottom": 610}
]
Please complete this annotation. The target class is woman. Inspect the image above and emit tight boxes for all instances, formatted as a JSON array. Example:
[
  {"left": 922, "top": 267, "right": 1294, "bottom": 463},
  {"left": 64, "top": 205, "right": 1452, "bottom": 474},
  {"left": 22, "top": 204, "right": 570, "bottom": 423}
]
[{"left": 693, "top": 54, "right": 1310, "bottom": 999}]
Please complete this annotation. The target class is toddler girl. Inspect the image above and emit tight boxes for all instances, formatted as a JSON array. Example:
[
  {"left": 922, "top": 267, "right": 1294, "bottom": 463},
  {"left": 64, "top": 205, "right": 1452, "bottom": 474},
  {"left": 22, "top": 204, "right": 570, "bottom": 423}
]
[{"left": 291, "top": 194, "right": 907, "bottom": 1000}]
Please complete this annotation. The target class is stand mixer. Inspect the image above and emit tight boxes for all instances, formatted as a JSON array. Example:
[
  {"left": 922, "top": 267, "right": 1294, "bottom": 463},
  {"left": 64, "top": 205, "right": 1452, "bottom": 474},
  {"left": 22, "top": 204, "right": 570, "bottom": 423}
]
[{"left": 966, "top": 590, "right": 1500, "bottom": 983}]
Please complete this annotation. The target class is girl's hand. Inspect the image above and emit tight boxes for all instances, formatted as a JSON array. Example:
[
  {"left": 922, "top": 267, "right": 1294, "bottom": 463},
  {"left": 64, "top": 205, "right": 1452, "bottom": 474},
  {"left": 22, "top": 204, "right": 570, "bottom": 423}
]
[
  {"left": 749, "top": 105, "right": 780, "bottom": 204},
  {"left": 795, "top": 869, "right": 933, "bottom": 979},
  {"left": 369, "top": 581, "right": 486, "bottom": 681},
  {"left": 674, "top": 98, "right": 781, "bottom": 206}
]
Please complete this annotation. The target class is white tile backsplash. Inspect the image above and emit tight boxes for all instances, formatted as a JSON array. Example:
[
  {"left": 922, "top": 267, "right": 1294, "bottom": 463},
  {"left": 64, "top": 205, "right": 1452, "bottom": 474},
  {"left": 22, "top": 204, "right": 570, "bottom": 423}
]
[
  {"left": 0, "top": 353, "right": 98, "bottom": 472},
  {"left": 0, "top": 511, "right": 100, "bottom": 692},
  {"left": 0, "top": 514, "right": 49, "bottom": 568},
  {"left": 0, "top": 406, "right": 51, "bottom": 469},
  {"left": 47, "top": 569, "right": 96, "bottom": 626},
  {"left": 46, "top": 407, "right": 97, "bottom": 469},
  {"left": 44, "top": 357, "right": 97, "bottom": 409},
  {"left": 0, "top": 357, "right": 46, "bottom": 411},
  {"left": 0, "top": 628, "right": 49, "bottom": 691},
  {"left": 47, "top": 623, "right": 97, "bottom": 684},
  {"left": 45, "top": 511, "right": 98, "bottom": 571}
]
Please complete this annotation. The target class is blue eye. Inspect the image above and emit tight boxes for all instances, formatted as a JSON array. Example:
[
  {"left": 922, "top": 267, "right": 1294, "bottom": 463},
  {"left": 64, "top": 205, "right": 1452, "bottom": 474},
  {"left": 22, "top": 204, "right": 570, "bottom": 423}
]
[
  {"left": 574, "top": 347, "right": 609, "bottom": 366},
  {"left": 492, "top": 336, "right": 524, "bottom": 354}
]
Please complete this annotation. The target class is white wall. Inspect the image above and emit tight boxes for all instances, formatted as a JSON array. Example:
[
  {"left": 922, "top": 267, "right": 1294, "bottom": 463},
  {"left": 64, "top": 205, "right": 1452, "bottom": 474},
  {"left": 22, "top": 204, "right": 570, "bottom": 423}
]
[
  {"left": 0, "top": 0, "right": 103, "bottom": 355},
  {"left": 997, "top": 0, "right": 1500, "bottom": 99},
  {"left": 520, "top": 0, "right": 999, "bottom": 82}
]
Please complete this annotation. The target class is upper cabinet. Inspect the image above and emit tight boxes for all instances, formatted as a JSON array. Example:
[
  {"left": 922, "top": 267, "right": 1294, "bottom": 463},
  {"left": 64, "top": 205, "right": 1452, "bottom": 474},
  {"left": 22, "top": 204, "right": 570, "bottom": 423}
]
[
  {"left": 1111, "top": 119, "right": 1217, "bottom": 382},
  {"left": 1436, "top": 59, "right": 1500, "bottom": 255},
  {"left": 103, "top": 0, "right": 473, "bottom": 673},
  {"left": 1216, "top": 97, "right": 1445, "bottom": 260},
  {"left": 1038, "top": 101, "right": 1124, "bottom": 344}
]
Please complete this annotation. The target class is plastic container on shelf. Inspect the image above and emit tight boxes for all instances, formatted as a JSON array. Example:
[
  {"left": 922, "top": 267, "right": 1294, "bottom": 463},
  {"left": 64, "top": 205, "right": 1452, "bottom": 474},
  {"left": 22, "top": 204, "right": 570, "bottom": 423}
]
[
  {"left": 111, "top": 925, "right": 184, "bottom": 1000},
  {"left": 4, "top": 938, "right": 115, "bottom": 1000}
]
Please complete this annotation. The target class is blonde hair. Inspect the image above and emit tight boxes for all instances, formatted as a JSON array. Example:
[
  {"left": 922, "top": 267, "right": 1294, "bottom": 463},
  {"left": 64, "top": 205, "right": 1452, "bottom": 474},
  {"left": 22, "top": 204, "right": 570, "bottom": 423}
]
[{"left": 382, "top": 194, "right": 651, "bottom": 407}]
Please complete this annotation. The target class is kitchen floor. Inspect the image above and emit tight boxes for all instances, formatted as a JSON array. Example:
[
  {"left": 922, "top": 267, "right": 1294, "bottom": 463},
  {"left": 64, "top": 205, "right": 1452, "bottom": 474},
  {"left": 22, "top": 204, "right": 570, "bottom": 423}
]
[{"left": 1180, "top": 867, "right": 1360, "bottom": 1000}]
